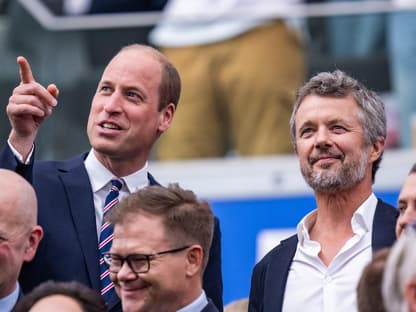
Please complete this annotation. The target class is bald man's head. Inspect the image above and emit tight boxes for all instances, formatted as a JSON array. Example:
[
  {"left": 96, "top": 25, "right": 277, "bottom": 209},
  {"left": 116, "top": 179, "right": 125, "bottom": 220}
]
[
  {"left": 0, "top": 169, "right": 37, "bottom": 232},
  {"left": 0, "top": 169, "right": 43, "bottom": 298}
]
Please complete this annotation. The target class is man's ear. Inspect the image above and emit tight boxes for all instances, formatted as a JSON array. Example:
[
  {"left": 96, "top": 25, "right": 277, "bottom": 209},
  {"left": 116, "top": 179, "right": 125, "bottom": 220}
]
[
  {"left": 158, "top": 103, "right": 176, "bottom": 134},
  {"left": 24, "top": 225, "right": 43, "bottom": 262},
  {"left": 404, "top": 277, "right": 416, "bottom": 312},
  {"left": 369, "top": 137, "right": 385, "bottom": 163},
  {"left": 185, "top": 245, "right": 203, "bottom": 277}
]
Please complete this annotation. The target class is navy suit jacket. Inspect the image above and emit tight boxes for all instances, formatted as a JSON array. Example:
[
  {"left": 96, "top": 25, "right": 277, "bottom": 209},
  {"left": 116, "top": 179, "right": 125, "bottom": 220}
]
[
  {"left": 248, "top": 199, "right": 398, "bottom": 312},
  {"left": 202, "top": 299, "right": 220, "bottom": 312},
  {"left": 0, "top": 145, "right": 223, "bottom": 312}
]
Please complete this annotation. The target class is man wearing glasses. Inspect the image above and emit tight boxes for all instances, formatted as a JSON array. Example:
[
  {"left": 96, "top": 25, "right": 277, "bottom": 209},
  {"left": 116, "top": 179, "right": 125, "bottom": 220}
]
[{"left": 103, "top": 183, "right": 218, "bottom": 312}]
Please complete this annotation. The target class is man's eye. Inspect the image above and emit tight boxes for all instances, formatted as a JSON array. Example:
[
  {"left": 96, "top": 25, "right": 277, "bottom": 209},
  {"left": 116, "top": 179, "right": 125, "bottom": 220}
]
[
  {"left": 126, "top": 92, "right": 143, "bottom": 101},
  {"left": 110, "top": 258, "right": 122, "bottom": 266},
  {"left": 127, "top": 91, "right": 136, "bottom": 97},
  {"left": 130, "top": 256, "right": 147, "bottom": 263},
  {"left": 398, "top": 206, "right": 407, "bottom": 214},
  {"left": 332, "top": 125, "right": 346, "bottom": 133},
  {"left": 300, "top": 128, "right": 313, "bottom": 137},
  {"left": 99, "top": 86, "right": 111, "bottom": 93}
]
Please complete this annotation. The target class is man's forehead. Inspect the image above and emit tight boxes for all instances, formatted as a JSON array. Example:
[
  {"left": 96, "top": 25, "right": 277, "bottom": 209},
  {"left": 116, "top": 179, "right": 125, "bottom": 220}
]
[
  {"left": 112, "top": 48, "right": 160, "bottom": 65},
  {"left": 114, "top": 215, "right": 167, "bottom": 236}
]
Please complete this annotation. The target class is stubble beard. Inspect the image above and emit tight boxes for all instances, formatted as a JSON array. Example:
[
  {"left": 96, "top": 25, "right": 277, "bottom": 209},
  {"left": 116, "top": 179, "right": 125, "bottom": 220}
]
[{"left": 301, "top": 149, "right": 368, "bottom": 193}]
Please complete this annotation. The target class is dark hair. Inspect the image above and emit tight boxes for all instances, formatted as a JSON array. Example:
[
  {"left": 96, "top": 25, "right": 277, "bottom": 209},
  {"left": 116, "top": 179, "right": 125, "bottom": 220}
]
[
  {"left": 289, "top": 70, "right": 386, "bottom": 182},
  {"left": 356, "top": 248, "right": 390, "bottom": 312},
  {"left": 107, "top": 183, "right": 214, "bottom": 271},
  {"left": 12, "top": 281, "right": 107, "bottom": 312},
  {"left": 119, "top": 44, "right": 181, "bottom": 111}
]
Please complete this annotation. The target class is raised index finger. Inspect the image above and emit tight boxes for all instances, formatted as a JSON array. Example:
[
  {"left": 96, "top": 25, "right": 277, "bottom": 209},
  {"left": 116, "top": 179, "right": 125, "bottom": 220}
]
[{"left": 17, "top": 56, "right": 35, "bottom": 84}]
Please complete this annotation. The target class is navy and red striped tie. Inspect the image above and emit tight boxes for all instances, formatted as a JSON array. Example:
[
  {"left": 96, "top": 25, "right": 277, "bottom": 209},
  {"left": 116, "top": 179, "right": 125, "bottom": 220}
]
[{"left": 99, "top": 178, "right": 122, "bottom": 303}]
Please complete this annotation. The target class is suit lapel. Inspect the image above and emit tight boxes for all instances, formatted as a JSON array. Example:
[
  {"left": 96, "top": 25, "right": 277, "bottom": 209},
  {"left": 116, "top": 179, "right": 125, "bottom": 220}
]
[
  {"left": 56, "top": 160, "right": 161, "bottom": 311},
  {"left": 372, "top": 199, "right": 398, "bottom": 252},
  {"left": 58, "top": 156, "right": 101, "bottom": 291},
  {"left": 264, "top": 235, "right": 297, "bottom": 312},
  {"left": 201, "top": 299, "right": 219, "bottom": 312}
]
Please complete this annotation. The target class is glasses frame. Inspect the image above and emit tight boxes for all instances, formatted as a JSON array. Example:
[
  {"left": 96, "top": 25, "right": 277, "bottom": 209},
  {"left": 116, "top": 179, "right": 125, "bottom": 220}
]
[{"left": 102, "top": 245, "right": 190, "bottom": 274}]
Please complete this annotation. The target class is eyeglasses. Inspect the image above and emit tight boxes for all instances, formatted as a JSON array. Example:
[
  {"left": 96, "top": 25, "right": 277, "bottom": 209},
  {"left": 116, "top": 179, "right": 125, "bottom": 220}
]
[{"left": 102, "top": 246, "right": 190, "bottom": 274}]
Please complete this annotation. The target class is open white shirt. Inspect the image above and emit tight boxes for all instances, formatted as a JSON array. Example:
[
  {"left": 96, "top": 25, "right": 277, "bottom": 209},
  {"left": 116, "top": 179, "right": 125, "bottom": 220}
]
[
  {"left": 84, "top": 150, "right": 149, "bottom": 238},
  {"left": 282, "top": 193, "right": 377, "bottom": 312}
]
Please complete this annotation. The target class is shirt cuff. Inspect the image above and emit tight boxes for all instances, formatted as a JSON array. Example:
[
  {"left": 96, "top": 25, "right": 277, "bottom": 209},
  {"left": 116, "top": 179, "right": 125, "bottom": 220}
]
[{"left": 7, "top": 139, "right": 34, "bottom": 164}]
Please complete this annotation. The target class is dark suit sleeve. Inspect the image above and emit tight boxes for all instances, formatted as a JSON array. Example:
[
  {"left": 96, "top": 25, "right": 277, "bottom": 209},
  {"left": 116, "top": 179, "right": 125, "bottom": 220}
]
[
  {"left": 203, "top": 217, "right": 223, "bottom": 312},
  {"left": 0, "top": 144, "right": 33, "bottom": 182},
  {"left": 249, "top": 261, "right": 265, "bottom": 312}
]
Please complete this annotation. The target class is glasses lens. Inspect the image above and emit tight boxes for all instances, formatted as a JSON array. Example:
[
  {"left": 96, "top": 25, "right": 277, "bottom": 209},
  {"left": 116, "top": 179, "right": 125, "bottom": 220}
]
[
  {"left": 128, "top": 255, "right": 149, "bottom": 273},
  {"left": 103, "top": 254, "right": 122, "bottom": 273}
]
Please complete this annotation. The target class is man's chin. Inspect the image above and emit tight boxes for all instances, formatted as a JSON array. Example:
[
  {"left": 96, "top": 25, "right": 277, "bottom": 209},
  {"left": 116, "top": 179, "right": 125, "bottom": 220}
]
[{"left": 121, "top": 292, "right": 148, "bottom": 312}]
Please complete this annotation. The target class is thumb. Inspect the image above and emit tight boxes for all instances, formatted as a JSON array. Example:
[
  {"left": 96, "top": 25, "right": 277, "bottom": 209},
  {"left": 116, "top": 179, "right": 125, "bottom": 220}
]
[{"left": 47, "top": 84, "right": 59, "bottom": 99}]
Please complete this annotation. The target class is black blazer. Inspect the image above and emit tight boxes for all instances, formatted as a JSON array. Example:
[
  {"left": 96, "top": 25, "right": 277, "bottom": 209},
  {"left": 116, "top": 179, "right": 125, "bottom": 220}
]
[
  {"left": 0, "top": 145, "right": 223, "bottom": 312},
  {"left": 248, "top": 199, "right": 398, "bottom": 312}
]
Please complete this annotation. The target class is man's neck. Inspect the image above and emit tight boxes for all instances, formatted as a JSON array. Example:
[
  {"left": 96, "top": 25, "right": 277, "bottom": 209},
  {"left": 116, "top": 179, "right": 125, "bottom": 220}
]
[
  {"left": 314, "top": 181, "right": 372, "bottom": 225},
  {"left": 176, "top": 288, "right": 207, "bottom": 312},
  {"left": 93, "top": 149, "right": 147, "bottom": 177},
  {"left": 310, "top": 185, "right": 373, "bottom": 266}
]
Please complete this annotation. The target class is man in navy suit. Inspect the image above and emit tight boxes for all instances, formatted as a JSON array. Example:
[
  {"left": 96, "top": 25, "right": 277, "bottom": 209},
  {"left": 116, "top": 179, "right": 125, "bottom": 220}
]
[
  {"left": 104, "top": 184, "right": 218, "bottom": 312},
  {"left": 0, "top": 169, "right": 43, "bottom": 311},
  {"left": 1, "top": 44, "right": 222, "bottom": 312},
  {"left": 249, "top": 70, "right": 398, "bottom": 312}
]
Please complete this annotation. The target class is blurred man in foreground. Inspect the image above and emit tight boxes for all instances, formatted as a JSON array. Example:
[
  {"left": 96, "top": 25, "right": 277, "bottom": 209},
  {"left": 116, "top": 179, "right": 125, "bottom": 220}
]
[
  {"left": 0, "top": 169, "right": 43, "bottom": 311},
  {"left": 104, "top": 184, "right": 218, "bottom": 312}
]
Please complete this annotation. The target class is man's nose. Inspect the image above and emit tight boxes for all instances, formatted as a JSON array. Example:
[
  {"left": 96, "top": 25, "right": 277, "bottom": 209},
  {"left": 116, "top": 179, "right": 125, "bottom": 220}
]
[
  {"left": 116, "top": 260, "right": 137, "bottom": 281},
  {"left": 314, "top": 128, "right": 332, "bottom": 148},
  {"left": 104, "top": 92, "right": 123, "bottom": 113}
]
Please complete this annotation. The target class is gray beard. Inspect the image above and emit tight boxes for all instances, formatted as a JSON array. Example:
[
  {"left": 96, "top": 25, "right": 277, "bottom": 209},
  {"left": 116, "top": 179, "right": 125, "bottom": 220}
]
[{"left": 302, "top": 151, "right": 368, "bottom": 193}]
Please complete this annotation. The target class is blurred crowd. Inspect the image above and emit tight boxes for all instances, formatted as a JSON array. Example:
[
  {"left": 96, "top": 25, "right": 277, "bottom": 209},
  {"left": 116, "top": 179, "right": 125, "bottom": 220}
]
[{"left": 0, "top": 0, "right": 414, "bottom": 161}]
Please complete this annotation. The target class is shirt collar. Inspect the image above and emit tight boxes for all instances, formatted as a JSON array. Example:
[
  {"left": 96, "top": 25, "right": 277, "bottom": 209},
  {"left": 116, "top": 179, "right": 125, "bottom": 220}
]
[
  {"left": 297, "top": 193, "right": 378, "bottom": 244},
  {"left": 84, "top": 149, "right": 149, "bottom": 193},
  {"left": 176, "top": 290, "right": 208, "bottom": 312},
  {"left": 0, "top": 283, "right": 19, "bottom": 311}
]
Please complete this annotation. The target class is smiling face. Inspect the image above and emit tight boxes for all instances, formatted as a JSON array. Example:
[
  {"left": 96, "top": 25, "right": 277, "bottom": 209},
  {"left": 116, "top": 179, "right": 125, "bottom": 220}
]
[
  {"left": 87, "top": 48, "right": 175, "bottom": 175},
  {"left": 294, "top": 95, "right": 379, "bottom": 193},
  {"left": 396, "top": 173, "right": 416, "bottom": 237},
  {"left": 110, "top": 214, "right": 192, "bottom": 312}
]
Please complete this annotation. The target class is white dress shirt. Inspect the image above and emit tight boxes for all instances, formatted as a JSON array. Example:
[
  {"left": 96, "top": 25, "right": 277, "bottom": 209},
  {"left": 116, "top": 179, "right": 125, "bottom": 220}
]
[
  {"left": 282, "top": 193, "right": 378, "bottom": 312},
  {"left": 84, "top": 149, "right": 149, "bottom": 238}
]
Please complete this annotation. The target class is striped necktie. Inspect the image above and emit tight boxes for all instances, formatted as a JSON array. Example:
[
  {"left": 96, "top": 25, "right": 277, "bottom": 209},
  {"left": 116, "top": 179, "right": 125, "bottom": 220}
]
[{"left": 99, "top": 178, "right": 122, "bottom": 303}]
